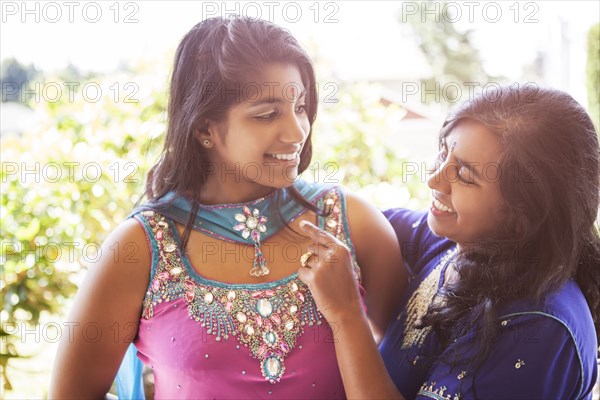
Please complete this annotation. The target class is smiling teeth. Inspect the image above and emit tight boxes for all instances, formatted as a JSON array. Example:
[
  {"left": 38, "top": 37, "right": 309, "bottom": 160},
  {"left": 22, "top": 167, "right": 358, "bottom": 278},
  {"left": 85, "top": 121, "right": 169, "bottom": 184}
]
[
  {"left": 433, "top": 198, "right": 456, "bottom": 213},
  {"left": 267, "top": 153, "right": 296, "bottom": 161}
]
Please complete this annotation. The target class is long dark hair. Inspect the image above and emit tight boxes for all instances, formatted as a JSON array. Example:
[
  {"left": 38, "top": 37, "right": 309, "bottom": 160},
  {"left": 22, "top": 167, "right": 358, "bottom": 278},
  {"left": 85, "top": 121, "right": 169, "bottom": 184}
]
[
  {"left": 422, "top": 85, "right": 600, "bottom": 371},
  {"left": 141, "top": 17, "right": 322, "bottom": 248}
]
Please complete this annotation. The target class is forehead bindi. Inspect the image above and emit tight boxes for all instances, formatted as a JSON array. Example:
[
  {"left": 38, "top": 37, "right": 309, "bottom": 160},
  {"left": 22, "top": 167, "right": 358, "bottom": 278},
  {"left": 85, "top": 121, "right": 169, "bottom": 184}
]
[
  {"left": 447, "top": 122, "right": 502, "bottom": 164},
  {"left": 445, "top": 121, "right": 503, "bottom": 182}
]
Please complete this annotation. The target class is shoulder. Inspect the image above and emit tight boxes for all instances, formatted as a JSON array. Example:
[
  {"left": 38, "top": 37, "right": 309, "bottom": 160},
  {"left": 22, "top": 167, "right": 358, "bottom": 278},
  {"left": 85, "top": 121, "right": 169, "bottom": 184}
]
[
  {"left": 502, "top": 279, "right": 595, "bottom": 335},
  {"left": 322, "top": 186, "right": 401, "bottom": 265},
  {"left": 49, "top": 217, "right": 151, "bottom": 397},
  {"left": 421, "top": 313, "right": 593, "bottom": 400},
  {"left": 383, "top": 208, "right": 429, "bottom": 247},
  {"left": 334, "top": 188, "right": 396, "bottom": 238},
  {"left": 474, "top": 311, "right": 595, "bottom": 399},
  {"left": 299, "top": 182, "right": 388, "bottom": 231},
  {"left": 384, "top": 207, "right": 428, "bottom": 226},
  {"left": 429, "top": 287, "right": 598, "bottom": 400},
  {"left": 73, "top": 215, "right": 154, "bottom": 307},
  {"left": 95, "top": 217, "right": 152, "bottom": 286},
  {"left": 495, "top": 280, "right": 599, "bottom": 398},
  {"left": 344, "top": 190, "right": 380, "bottom": 218},
  {"left": 501, "top": 280, "right": 598, "bottom": 369},
  {"left": 342, "top": 190, "right": 399, "bottom": 248},
  {"left": 106, "top": 216, "right": 152, "bottom": 260}
]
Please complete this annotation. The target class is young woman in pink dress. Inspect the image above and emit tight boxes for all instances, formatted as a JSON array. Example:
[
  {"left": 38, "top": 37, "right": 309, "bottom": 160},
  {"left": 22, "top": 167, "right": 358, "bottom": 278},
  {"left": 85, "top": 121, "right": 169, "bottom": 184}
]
[{"left": 49, "top": 17, "right": 405, "bottom": 399}]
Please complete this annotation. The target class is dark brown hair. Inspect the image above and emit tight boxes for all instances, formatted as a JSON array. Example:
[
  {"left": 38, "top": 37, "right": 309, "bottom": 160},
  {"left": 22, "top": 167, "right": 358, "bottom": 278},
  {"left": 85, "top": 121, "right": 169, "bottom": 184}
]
[
  {"left": 423, "top": 84, "right": 600, "bottom": 375},
  {"left": 141, "top": 17, "right": 321, "bottom": 248}
]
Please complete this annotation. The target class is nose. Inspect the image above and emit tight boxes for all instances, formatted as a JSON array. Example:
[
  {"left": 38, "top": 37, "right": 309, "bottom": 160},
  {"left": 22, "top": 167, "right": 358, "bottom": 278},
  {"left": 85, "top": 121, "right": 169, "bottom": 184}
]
[
  {"left": 279, "top": 111, "right": 309, "bottom": 144},
  {"left": 427, "top": 158, "right": 456, "bottom": 194}
]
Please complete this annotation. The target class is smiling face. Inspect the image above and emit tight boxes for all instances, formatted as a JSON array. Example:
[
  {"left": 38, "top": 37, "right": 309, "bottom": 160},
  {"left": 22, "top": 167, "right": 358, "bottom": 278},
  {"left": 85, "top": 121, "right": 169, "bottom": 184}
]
[
  {"left": 427, "top": 119, "right": 506, "bottom": 246},
  {"left": 200, "top": 63, "right": 310, "bottom": 203}
]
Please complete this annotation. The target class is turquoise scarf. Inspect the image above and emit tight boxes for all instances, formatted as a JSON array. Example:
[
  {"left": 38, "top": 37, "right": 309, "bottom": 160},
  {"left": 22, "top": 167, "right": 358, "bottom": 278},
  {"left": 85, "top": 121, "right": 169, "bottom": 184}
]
[{"left": 136, "top": 180, "right": 331, "bottom": 276}]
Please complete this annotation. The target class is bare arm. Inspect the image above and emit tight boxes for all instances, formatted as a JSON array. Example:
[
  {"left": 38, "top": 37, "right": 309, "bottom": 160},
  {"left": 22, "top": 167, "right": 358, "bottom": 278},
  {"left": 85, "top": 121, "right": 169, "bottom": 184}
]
[
  {"left": 49, "top": 218, "right": 151, "bottom": 399},
  {"left": 345, "top": 192, "right": 407, "bottom": 341},
  {"left": 331, "top": 307, "right": 405, "bottom": 400},
  {"left": 298, "top": 221, "right": 405, "bottom": 400}
]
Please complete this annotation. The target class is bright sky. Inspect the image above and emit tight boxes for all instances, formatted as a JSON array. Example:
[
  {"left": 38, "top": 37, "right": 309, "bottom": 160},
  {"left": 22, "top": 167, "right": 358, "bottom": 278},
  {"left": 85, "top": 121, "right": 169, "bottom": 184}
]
[{"left": 1, "top": 1, "right": 599, "bottom": 103}]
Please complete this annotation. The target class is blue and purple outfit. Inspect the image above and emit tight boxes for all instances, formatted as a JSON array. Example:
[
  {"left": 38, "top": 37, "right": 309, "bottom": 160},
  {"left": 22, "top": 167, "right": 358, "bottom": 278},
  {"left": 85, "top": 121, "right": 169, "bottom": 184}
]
[{"left": 381, "top": 208, "right": 598, "bottom": 399}]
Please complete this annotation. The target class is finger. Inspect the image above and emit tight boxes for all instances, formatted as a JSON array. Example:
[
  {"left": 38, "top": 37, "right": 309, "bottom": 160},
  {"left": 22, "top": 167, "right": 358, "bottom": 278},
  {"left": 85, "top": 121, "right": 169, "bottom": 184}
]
[
  {"left": 297, "top": 263, "right": 313, "bottom": 284},
  {"left": 299, "top": 220, "right": 340, "bottom": 247},
  {"left": 307, "top": 243, "right": 324, "bottom": 254},
  {"left": 307, "top": 244, "right": 333, "bottom": 265}
]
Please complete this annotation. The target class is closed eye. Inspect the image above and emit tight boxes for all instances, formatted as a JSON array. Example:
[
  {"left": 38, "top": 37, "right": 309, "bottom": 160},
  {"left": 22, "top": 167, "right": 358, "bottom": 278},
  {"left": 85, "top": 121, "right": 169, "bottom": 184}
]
[
  {"left": 255, "top": 110, "right": 278, "bottom": 120},
  {"left": 457, "top": 166, "right": 477, "bottom": 185},
  {"left": 436, "top": 149, "right": 448, "bottom": 162},
  {"left": 457, "top": 172, "right": 474, "bottom": 185}
]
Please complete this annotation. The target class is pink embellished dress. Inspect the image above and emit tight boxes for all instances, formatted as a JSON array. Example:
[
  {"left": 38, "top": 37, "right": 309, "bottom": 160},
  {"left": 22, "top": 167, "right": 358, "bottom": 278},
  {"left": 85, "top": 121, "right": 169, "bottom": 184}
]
[{"left": 131, "top": 186, "right": 363, "bottom": 398}]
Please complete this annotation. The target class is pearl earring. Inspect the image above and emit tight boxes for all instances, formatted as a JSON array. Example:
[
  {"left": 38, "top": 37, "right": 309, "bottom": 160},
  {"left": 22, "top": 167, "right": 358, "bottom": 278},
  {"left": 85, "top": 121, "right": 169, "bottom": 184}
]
[{"left": 203, "top": 139, "right": 211, "bottom": 147}]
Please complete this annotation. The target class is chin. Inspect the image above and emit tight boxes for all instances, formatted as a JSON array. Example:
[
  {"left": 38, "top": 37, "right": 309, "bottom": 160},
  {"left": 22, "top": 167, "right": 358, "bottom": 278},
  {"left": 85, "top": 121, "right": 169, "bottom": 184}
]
[
  {"left": 427, "top": 213, "right": 442, "bottom": 236},
  {"left": 427, "top": 214, "right": 454, "bottom": 241},
  {"left": 258, "top": 177, "right": 299, "bottom": 191},
  {"left": 278, "top": 172, "right": 301, "bottom": 188}
]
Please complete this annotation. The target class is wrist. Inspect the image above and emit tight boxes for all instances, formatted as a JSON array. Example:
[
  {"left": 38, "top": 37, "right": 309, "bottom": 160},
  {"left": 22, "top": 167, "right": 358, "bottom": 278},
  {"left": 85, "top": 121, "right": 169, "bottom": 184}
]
[{"left": 325, "top": 300, "right": 367, "bottom": 330}]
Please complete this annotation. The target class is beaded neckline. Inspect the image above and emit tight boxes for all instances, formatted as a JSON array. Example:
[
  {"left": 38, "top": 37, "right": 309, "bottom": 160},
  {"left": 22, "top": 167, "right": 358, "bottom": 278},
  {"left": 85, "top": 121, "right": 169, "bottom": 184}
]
[
  {"left": 139, "top": 210, "right": 327, "bottom": 383},
  {"left": 136, "top": 185, "right": 362, "bottom": 384}
]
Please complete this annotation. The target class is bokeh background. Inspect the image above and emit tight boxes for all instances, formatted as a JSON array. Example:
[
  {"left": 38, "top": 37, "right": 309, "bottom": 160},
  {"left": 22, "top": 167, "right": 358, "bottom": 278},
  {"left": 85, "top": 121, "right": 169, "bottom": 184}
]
[{"left": 1, "top": 1, "right": 599, "bottom": 398}]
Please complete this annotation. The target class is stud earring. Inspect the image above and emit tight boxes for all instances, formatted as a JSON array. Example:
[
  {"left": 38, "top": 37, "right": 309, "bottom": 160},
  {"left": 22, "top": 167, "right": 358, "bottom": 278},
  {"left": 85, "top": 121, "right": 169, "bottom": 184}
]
[{"left": 203, "top": 139, "right": 211, "bottom": 147}]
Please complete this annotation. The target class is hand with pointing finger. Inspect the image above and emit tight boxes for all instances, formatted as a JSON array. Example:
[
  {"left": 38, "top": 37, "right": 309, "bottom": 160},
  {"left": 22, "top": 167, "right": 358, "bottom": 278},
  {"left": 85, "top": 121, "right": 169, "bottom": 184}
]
[{"left": 297, "top": 220, "right": 364, "bottom": 323}]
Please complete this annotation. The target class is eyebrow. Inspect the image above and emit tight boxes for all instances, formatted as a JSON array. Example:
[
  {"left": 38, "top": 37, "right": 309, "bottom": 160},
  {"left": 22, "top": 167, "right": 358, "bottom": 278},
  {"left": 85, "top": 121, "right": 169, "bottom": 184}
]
[
  {"left": 248, "top": 89, "right": 307, "bottom": 107},
  {"left": 442, "top": 139, "right": 482, "bottom": 180}
]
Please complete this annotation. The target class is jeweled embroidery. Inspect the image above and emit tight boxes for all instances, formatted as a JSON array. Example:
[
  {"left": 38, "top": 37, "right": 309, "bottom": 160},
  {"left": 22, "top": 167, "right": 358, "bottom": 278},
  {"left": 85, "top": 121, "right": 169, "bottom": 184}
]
[
  {"left": 418, "top": 381, "right": 462, "bottom": 400},
  {"left": 138, "top": 188, "right": 359, "bottom": 384},
  {"left": 401, "top": 249, "right": 457, "bottom": 349},
  {"left": 233, "top": 206, "right": 269, "bottom": 277},
  {"left": 318, "top": 191, "right": 362, "bottom": 282}
]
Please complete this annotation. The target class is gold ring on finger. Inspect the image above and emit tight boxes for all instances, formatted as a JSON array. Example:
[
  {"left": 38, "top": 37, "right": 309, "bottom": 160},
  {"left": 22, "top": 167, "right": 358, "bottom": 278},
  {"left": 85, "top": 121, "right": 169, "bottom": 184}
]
[{"left": 300, "top": 251, "right": 314, "bottom": 268}]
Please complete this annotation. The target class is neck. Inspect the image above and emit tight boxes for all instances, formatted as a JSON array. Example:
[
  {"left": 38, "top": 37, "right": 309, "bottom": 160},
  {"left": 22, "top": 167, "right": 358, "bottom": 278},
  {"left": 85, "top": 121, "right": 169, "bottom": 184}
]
[{"left": 198, "top": 178, "right": 277, "bottom": 205}]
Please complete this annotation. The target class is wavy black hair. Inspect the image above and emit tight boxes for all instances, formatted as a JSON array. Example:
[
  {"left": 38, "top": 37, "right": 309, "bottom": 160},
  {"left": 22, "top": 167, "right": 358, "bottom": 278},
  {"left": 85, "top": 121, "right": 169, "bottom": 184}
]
[
  {"left": 141, "top": 17, "right": 322, "bottom": 249},
  {"left": 422, "top": 84, "right": 600, "bottom": 380}
]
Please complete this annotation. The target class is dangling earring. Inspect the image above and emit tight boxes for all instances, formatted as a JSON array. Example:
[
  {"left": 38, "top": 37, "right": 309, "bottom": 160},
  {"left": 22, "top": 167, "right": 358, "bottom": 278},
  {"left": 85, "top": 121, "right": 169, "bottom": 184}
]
[{"left": 203, "top": 139, "right": 211, "bottom": 147}]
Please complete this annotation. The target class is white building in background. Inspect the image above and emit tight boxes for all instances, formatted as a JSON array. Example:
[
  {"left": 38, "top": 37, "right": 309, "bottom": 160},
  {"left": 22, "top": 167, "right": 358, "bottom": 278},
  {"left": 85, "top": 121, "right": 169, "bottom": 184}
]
[
  {"left": 0, "top": 102, "right": 35, "bottom": 137},
  {"left": 539, "top": 16, "right": 594, "bottom": 107},
  {"left": 380, "top": 88, "right": 444, "bottom": 164}
]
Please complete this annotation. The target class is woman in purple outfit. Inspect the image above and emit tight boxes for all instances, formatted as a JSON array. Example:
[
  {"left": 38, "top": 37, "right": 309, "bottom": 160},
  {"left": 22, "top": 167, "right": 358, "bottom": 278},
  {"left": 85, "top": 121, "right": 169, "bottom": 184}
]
[
  {"left": 299, "top": 85, "right": 600, "bottom": 399},
  {"left": 49, "top": 17, "right": 405, "bottom": 399}
]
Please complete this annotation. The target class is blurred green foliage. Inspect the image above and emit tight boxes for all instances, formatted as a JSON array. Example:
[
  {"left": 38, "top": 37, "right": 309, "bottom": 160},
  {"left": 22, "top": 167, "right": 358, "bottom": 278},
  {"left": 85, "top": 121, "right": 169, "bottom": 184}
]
[
  {"left": 0, "top": 59, "right": 427, "bottom": 392},
  {"left": 311, "top": 82, "right": 431, "bottom": 210},
  {"left": 1, "top": 64, "right": 166, "bottom": 390},
  {"left": 399, "top": 0, "right": 499, "bottom": 107}
]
